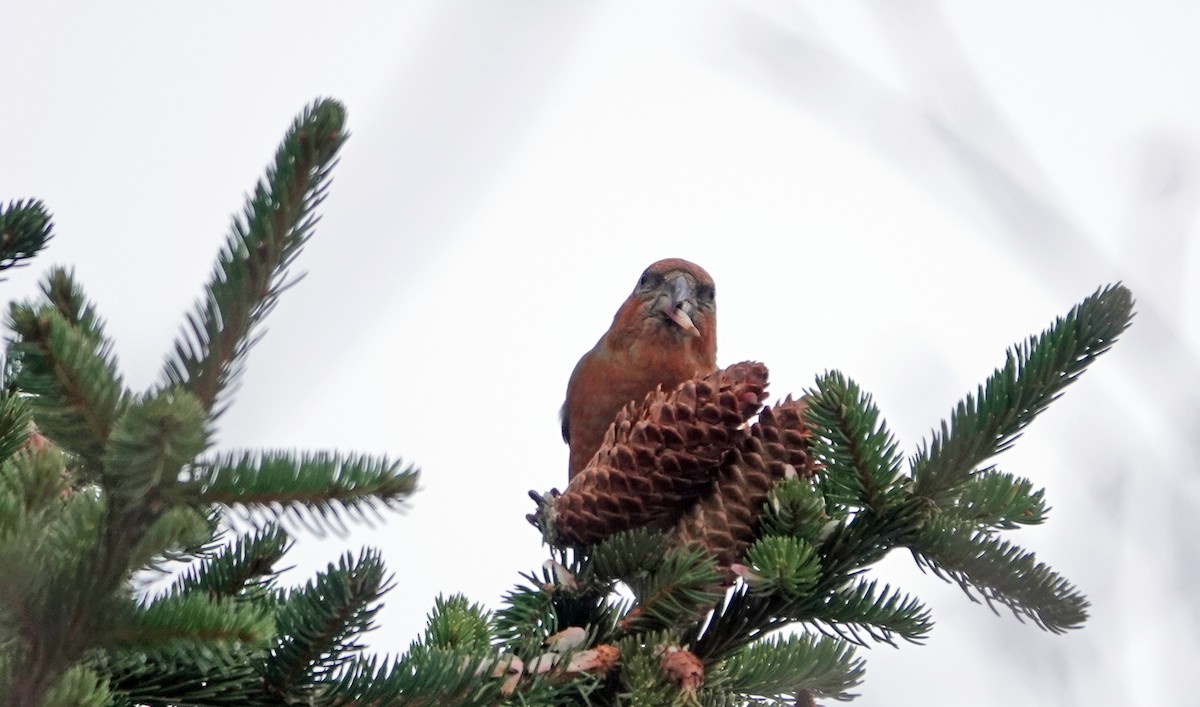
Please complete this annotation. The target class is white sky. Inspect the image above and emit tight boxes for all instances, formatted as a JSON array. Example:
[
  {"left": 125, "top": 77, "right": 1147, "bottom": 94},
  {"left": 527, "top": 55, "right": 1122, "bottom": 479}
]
[{"left": 4, "top": 2, "right": 1199, "bottom": 705}]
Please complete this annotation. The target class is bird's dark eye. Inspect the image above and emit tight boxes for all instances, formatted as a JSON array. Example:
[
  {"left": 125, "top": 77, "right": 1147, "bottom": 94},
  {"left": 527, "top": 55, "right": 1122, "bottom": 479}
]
[
  {"left": 638, "top": 270, "right": 660, "bottom": 289},
  {"left": 698, "top": 285, "right": 715, "bottom": 303}
]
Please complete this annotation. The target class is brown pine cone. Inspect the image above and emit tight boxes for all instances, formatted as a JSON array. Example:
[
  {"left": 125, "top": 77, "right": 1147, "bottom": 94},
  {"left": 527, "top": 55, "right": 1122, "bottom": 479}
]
[
  {"left": 674, "top": 396, "right": 816, "bottom": 572},
  {"left": 549, "top": 362, "right": 768, "bottom": 546}
]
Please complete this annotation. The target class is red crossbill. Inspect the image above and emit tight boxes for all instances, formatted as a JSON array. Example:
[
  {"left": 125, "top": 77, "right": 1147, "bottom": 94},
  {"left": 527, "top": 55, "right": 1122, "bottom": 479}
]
[{"left": 562, "top": 259, "right": 718, "bottom": 480}]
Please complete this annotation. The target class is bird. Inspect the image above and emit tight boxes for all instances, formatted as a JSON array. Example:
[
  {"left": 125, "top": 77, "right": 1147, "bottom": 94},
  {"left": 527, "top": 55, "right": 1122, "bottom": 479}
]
[{"left": 562, "top": 258, "right": 719, "bottom": 480}]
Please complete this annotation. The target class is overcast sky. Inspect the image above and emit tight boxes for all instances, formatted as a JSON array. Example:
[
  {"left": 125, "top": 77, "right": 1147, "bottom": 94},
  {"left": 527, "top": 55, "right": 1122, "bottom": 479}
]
[{"left": 4, "top": 2, "right": 1199, "bottom": 705}]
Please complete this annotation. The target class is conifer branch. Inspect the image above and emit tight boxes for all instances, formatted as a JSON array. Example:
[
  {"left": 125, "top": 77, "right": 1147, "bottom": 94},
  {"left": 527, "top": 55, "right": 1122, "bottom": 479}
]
[
  {"left": 0, "top": 199, "right": 53, "bottom": 275},
  {"left": 693, "top": 692, "right": 796, "bottom": 707},
  {"left": 493, "top": 554, "right": 620, "bottom": 659},
  {"left": 740, "top": 536, "right": 821, "bottom": 599},
  {"left": 38, "top": 664, "right": 112, "bottom": 707},
  {"left": 1, "top": 98, "right": 447, "bottom": 707},
  {"left": 99, "top": 643, "right": 263, "bottom": 707},
  {"left": 0, "top": 473, "right": 21, "bottom": 538},
  {"left": 159, "top": 99, "right": 348, "bottom": 416},
  {"left": 688, "top": 506, "right": 916, "bottom": 661},
  {"left": 613, "top": 631, "right": 691, "bottom": 705},
  {"left": 324, "top": 650, "right": 522, "bottom": 707},
  {"left": 0, "top": 493, "right": 110, "bottom": 706},
  {"left": 111, "top": 593, "right": 274, "bottom": 648},
  {"left": 589, "top": 528, "right": 675, "bottom": 580},
  {"left": 910, "top": 283, "right": 1133, "bottom": 503},
  {"left": 6, "top": 303, "right": 126, "bottom": 472},
  {"left": 103, "top": 390, "right": 208, "bottom": 508},
  {"left": 805, "top": 578, "right": 932, "bottom": 647},
  {"left": 815, "top": 504, "right": 925, "bottom": 582},
  {"left": 418, "top": 595, "right": 494, "bottom": 653},
  {"left": 187, "top": 450, "right": 417, "bottom": 537},
  {"left": 95, "top": 390, "right": 211, "bottom": 602},
  {"left": 39, "top": 267, "right": 109, "bottom": 345},
  {"left": 492, "top": 575, "right": 563, "bottom": 652},
  {"left": 713, "top": 632, "right": 864, "bottom": 701},
  {"left": 125, "top": 506, "right": 215, "bottom": 579},
  {"left": 619, "top": 545, "right": 724, "bottom": 634},
  {"left": 171, "top": 524, "right": 292, "bottom": 598},
  {"left": 805, "top": 372, "right": 907, "bottom": 511},
  {"left": 689, "top": 586, "right": 788, "bottom": 661},
  {"left": 387, "top": 604, "right": 598, "bottom": 703},
  {"left": 0, "top": 392, "right": 31, "bottom": 467},
  {"left": 324, "top": 652, "right": 474, "bottom": 707},
  {"left": 948, "top": 468, "right": 1047, "bottom": 529},
  {"left": 908, "top": 517, "right": 1089, "bottom": 632},
  {"left": 4, "top": 492, "right": 105, "bottom": 616},
  {"left": 757, "top": 477, "right": 829, "bottom": 544},
  {"left": 264, "top": 549, "right": 392, "bottom": 699}
]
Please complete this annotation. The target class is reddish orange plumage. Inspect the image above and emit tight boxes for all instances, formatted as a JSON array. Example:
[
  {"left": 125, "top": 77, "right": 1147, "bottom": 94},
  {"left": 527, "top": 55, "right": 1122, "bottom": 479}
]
[{"left": 562, "top": 259, "right": 719, "bottom": 480}]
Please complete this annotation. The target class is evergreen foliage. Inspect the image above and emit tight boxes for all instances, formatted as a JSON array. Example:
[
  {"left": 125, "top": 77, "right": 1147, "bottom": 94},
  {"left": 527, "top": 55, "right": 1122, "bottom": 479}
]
[
  {"left": 1, "top": 96, "right": 1133, "bottom": 705},
  {"left": 0, "top": 99, "right": 421, "bottom": 707},
  {"left": 0, "top": 199, "right": 53, "bottom": 275}
]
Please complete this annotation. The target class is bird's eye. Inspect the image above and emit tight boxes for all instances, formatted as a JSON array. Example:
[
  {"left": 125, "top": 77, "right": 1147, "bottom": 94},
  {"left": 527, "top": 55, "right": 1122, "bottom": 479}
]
[
  {"left": 638, "top": 270, "right": 658, "bottom": 288},
  {"left": 699, "top": 285, "right": 715, "bottom": 303}
]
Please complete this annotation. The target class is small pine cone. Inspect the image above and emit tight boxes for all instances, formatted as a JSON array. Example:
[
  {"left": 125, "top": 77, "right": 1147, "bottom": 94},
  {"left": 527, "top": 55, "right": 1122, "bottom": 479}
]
[
  {"left": 551, "top": 362, "right": 768, "bottom": 546},
  {"left": 674, "top": 396, "right": 814, "bottom": 572},
  {"left": 658, "top": 646, "right": 704, "bottom": 693}
]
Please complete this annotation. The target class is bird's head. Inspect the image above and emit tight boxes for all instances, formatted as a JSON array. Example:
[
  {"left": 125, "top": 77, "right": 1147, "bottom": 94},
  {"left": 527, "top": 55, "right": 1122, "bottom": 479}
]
[{"left": 609, "top": 258, "right": 717, "bottom": 351}]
